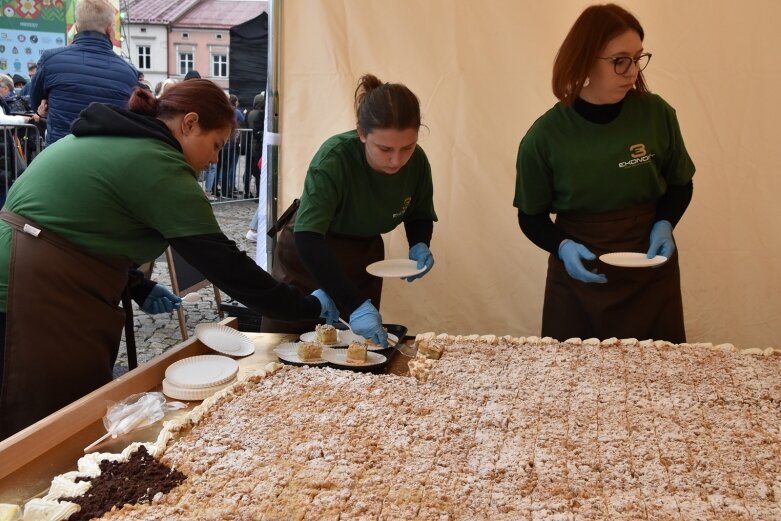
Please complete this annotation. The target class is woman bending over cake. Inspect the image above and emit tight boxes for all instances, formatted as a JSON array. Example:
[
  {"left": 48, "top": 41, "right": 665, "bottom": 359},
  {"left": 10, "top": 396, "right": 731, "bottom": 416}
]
[
  {"left": 261, "top": 74, "right": 437, "bottom": 346},
  {"left": 0, "top": 79, "right": 339, "bottom": 440},
  {"left": 513, "top": 3, "right": 695, "bottom": 343}
]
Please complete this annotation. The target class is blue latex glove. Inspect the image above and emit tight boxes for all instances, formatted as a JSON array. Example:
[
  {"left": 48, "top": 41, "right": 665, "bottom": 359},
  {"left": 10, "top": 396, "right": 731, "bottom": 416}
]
[
  {"left": 311, "top": 289, "right": 339, "bottom": 325},
  {"left": 558, "top": 240, "right": 607, "bottom": 284},
  {"left": 349, "top": 299, "right": 388, "bottom": 348},
  {"left": 405, "top": 242, "right": 434, "bottom": 282},
  {"left": 647, "top": 220, "right": 675, "bottom": 259},
  {"left": 142, "top": 284, "right": 181, "bottom": 314}
]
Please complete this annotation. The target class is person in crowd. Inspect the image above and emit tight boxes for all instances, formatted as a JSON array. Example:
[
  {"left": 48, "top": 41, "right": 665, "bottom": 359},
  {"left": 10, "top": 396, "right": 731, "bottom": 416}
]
[
  {"left": 0, "top": 75, "right": 29, "bottom": 124},
  {"left": 245, "top": 91, "right": 265, "bottom": 242},
  {"left": 17, "top": 64, "right": 46, "bottom": 148},
  {"left": 11, "top": 75, "right": 26, "bottom": 94},
  {"left": 184, "top": 70, "right": 201, "bottom": 80},
  {"left": 18, "top": 64, "right": 36, "bottom": 97},
  {"left": 29, "top": 0, "right": 138, "bottom": 146},
  {"left": 0, "top": 79, "right": 339, "bottom": 439},
  {"left": 513, "top": 3, "right": 695, "bottom": 343},
  {"left": 157, "top": 78, "right": 177, "bottom": 97},
  {"left": 137, "top": 71, "right": 152, "bottom": 91},
  {"left": 216, "top": 94, "right": 244, "bottom": 198},
  {"left": 0, "top": 74, "right": 31, "bottom": 209},
  {"left": 261, "top": 74, "right": 437, "bottom": 346}
]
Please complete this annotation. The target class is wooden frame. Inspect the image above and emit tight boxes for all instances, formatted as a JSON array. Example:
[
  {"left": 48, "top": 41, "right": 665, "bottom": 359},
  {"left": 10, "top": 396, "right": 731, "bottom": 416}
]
[
  {"left": 0, "top": 317, "right": 239, "bottom": 502},
  {"left": 164, "top": 247, "right": 224, "bottom": 340}
]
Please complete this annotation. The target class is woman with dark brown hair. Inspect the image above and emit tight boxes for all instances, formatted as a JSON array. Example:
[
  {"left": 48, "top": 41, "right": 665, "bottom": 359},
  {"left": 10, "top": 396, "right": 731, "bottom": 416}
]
[
  {"left": 262, "top": 74, "right": 437, "bottom": 346},
  {"left": 0, "top": 79, "right": 338, "bottom": 439},
  {"left": 514, "top": 4, "right": 695, "bottom": 342}
]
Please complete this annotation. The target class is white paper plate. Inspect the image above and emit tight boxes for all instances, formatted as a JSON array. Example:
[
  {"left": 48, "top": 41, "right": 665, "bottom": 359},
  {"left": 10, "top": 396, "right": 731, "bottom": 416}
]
[
  {"left": 162, "top": 376, "right": 236, "bottom": 401},
  {"left": 195, "top": 323, "right": 255, "bottom": 356},
  {"left": 299, "top": 330, "right": 397, "bottom": 350},
  {"left": 164, "top": 355, "right": 239, "bottom": 389},
  {"left": 366, "top": 259, "right": 425, "bottom": 278},
  {"left": 599, "top": 252, "right": 668, "bottom": 268},
  {"left": 274, "top": 342, "right": 332, "bottom": 365},
  {"left": 322, "top": 348, "right": 387, "bottom": 368}
]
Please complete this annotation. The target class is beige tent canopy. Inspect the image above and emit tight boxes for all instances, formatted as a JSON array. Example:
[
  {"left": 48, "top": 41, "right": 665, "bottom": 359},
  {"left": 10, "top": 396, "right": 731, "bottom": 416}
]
[{"left": 267, "top": 0, "right": 781, "bottom": 348}]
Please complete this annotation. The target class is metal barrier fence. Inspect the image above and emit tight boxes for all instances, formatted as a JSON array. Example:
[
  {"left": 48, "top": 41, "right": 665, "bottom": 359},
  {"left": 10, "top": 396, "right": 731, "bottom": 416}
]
[
  {"left": 200, "top": 128, "right": 260, "bottom": 203},
  {"left": 0, "top": 123, "right": 42, "bottom": 206}
]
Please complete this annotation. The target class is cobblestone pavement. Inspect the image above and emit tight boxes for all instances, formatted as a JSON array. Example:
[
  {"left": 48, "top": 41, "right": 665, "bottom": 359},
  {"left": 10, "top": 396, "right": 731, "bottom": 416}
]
[{"left": 114, "top": 200, "right": 260, "bottom": 377}]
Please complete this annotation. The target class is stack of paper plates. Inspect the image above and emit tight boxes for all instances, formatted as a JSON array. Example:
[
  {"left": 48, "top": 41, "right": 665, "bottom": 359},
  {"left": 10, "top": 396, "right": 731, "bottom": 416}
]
[{"left": 162, "top": 355, "right": 239, "bottom": 400}]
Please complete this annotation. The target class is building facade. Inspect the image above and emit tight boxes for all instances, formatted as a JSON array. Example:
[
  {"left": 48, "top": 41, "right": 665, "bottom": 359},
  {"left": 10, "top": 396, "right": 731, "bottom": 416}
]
[
  {"left": 121, "top": 0, "right": 265, "bottom": 92},
  {"left": 168, "top": 27, "right": 231, "bottom": 90},
  {"left": 124, "top": 23, "right": 168, "bottom": 88}
]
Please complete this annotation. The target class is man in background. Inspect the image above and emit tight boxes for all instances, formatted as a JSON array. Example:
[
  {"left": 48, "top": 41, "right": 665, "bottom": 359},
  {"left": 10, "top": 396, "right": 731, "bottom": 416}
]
[
  {"left": 18, "top": 64, "right": 36, "bottom": 97},
  {"left": 29, "top": 0, "right": 137, "bottom": 146}
]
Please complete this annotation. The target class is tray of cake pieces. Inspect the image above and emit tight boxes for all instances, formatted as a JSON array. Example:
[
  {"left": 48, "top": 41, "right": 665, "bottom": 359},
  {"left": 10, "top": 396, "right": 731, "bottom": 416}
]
[{"left": 274, "top": 323, "right": 408, "bottom": 372}]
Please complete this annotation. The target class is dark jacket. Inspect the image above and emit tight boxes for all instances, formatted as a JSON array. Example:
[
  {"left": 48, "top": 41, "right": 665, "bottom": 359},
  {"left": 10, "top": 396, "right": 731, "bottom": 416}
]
[
  {"left": 246, "top": 93, "right": 265, "bottom": 159},
  {"left": 246, "top": 93, "right": 265, "bottom": 131},
  {"left": 29, "top": 31, "right": 138, "bottom": 146}
]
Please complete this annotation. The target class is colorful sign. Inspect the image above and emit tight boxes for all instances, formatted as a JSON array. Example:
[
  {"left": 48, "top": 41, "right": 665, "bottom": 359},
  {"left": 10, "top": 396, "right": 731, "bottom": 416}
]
[{"left": 0, "top": 0, "right": 69, "bottom": 78}]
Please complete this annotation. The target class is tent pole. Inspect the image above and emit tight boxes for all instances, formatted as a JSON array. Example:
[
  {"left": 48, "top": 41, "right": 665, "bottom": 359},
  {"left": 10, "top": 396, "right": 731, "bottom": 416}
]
[{"left": 265, "top": 0, "right": 282, "bottom": 270}]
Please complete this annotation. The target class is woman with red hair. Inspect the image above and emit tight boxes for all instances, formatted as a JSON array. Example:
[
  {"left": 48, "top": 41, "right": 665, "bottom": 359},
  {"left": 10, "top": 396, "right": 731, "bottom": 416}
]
[
  {"left": 0, "top": 79, "right": 337, "bottom": 439},
  {"left": 514, "top": 4, "right": 695, "bottom": 343}
]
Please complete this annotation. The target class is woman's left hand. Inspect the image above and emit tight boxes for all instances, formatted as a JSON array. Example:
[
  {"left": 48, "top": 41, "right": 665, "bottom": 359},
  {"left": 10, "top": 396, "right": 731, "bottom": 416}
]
[
  {"left": 647, "top": 220, "right": 675, "bottom": 258},
  {"left": 406, "top": 242, "right": 434, "bottom": 282}
]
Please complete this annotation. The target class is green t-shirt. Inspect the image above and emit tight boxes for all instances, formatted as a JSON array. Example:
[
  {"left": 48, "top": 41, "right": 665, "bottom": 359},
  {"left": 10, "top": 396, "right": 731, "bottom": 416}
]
[
  {"left": 0, "top": 134, "right": 221, "bottom": 311},
  {"left": 514, "top": 92, "right": 695, "bottom": 215},
  {"left": 294, "top": 130, "right": 437, "bottom": 237}
]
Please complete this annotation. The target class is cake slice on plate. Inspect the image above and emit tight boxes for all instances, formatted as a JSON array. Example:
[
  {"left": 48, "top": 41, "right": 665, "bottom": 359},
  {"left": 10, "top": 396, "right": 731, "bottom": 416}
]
[
  {"left": 297, "top": 341, "right": 322, "bottom": 362},
  {"left": 315, "top": 324, "right": 338, "bottom": 344},
  {"left": 346, "top": 343, "right": 368, "bottom": 364}
]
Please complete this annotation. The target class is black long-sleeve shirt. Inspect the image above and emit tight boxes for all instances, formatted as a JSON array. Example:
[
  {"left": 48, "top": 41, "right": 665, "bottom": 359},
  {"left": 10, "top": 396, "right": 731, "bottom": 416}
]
[
  {"left": 170, "top": 233, "right": 320, "bottom": 321},
  {"left": 518, "top": 97, "right": 694, "bottom": 253}
]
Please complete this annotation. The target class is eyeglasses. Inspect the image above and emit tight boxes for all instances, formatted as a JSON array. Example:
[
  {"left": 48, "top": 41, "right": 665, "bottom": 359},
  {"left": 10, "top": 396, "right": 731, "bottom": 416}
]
[{"left": 597, "top": 53, "right": 652, "bottom": 74}]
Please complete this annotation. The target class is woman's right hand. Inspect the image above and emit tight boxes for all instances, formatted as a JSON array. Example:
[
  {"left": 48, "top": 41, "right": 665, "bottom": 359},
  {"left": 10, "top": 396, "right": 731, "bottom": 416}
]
[
  {"left": 311, "top": 289, "right": 339, "bottom": 325},
  {"left": 558, "top": 240, "right": 607, "bottom": 284},
  {"left": 349, "top": 300, "right": 388, "bottom": 348}
]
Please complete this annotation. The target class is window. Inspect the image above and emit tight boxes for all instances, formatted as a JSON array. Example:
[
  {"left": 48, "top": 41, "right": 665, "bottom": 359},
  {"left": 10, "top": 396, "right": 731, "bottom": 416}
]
[
  {"left": 216, "top": 33, "right": 223, "bottom": 40},
  {"left": 178, "top": 52, "right": 194, "bottom": 75},
  {"left": 182, "top": 32, "right": 189, "bottom": 39},
  {"left": 211, "top": 54, "right": 227, "bottom": 77},
  {"left": 137, "top": 45, "right": 150, "bottom": 70}
]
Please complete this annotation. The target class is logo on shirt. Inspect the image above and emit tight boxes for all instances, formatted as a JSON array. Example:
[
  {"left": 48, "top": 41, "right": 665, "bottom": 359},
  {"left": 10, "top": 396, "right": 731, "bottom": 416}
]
[
  {"left": 393, "top": 197, "right": 412, "bottom": 219},
  {"left": 619, "top": 143, "right": 655, "bottom": 169}
]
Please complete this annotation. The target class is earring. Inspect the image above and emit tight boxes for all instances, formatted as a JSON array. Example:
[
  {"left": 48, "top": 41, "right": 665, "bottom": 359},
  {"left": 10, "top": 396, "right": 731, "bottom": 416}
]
[{"left": 583, "top": 77, "right": 590, "bottom": 87}]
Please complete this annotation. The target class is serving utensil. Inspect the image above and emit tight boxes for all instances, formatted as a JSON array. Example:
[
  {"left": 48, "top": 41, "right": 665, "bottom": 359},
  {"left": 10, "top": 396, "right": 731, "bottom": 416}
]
[{"left": 181, "top": 292, "right": 201, "bottom": 304}]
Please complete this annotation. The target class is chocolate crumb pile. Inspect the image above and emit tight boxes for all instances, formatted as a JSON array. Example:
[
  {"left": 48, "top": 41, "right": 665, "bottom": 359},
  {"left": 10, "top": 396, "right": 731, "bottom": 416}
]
[{"left": 62, "top": 445, "right": 186, "bottom": 521}]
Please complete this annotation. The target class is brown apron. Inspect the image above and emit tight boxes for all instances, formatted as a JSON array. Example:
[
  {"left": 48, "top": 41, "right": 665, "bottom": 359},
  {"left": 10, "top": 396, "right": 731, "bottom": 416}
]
[
  {"left": 542, "top": 201, "right": 685, "bottom": 343},
  {"left": 261, "top": 210, "right": 384, "bottom": 334},
  {"left": 0, "top": 210, "right": 132, "bottom": 438}
]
